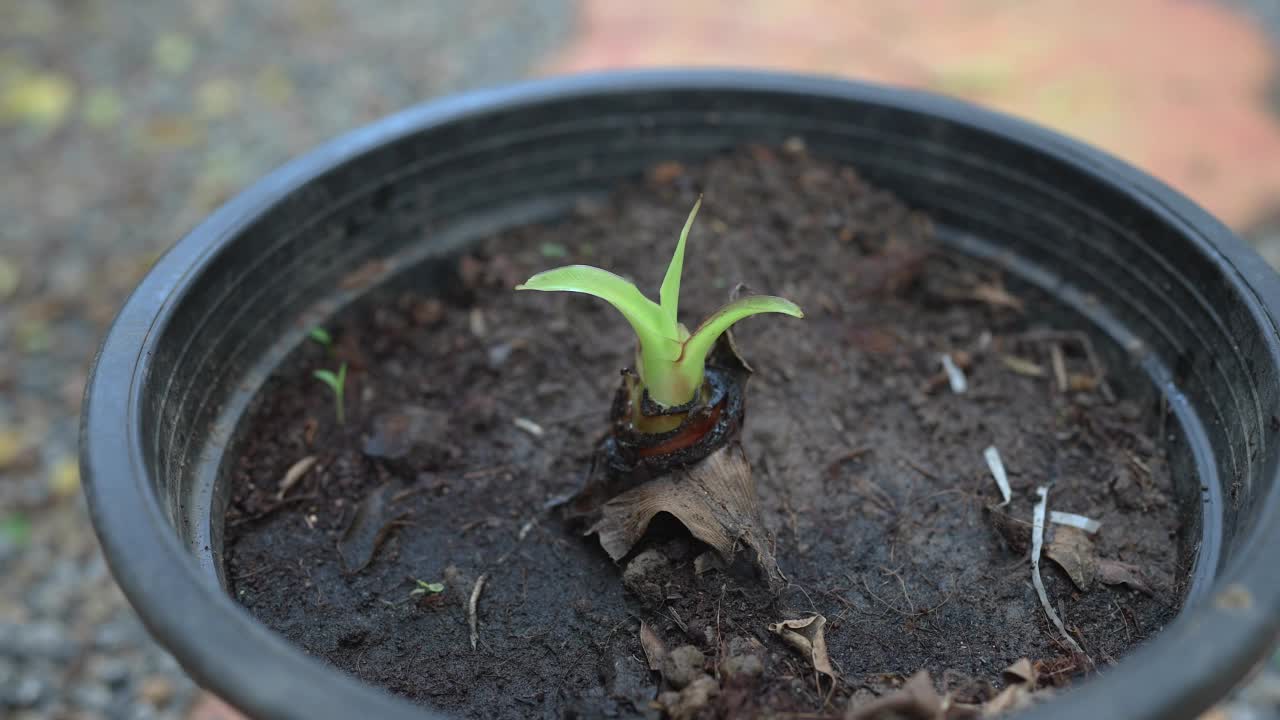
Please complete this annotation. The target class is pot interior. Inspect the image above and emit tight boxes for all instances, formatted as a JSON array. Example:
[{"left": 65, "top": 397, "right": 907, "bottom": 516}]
[{"left": 127, "top": 78, "right": 1279, "bottom": 717}]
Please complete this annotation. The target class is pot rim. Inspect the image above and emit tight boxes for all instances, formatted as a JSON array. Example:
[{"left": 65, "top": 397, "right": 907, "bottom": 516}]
[{"left": 81, "top": 68, "right": 1280, "bottom": 720}]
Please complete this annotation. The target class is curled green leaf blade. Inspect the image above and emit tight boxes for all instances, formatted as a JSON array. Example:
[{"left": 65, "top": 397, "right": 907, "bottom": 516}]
[
  {"left": 308, "top": 327, "right": 332, "bottom": 346},
  {"left": 516, "top": 265, "right": 679, "bottom": 360},
  {"left": 677, "top": 295, "right": 804, "bottom": 393},
  {"left": 415, "top": 579, "right": 445, "bottom": 593},
  {"left": 313, "top": 369, "right": 340, "bottom": 388}
]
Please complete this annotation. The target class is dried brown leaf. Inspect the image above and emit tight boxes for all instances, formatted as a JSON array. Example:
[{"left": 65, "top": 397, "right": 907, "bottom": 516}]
[
  {"left": 639, "top": 621, "right": 666, "bottom": 671},
  {"left": 845, "top": 670, "right": 971, "bottom": 719},
  {"left": 1098, "top": 559, "right": 1154, "bottom": 595},
  {"left": 588, "top": 445, "right": 781, "bottom": 586},
  {"left": 769, "top": 615, "right": 838, "bottom": 681},
  {"left": 1045, "top": 525, "right": 1098, "bottom": 591}
]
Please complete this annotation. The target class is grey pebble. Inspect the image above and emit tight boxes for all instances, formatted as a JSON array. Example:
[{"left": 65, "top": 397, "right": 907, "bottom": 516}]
[
  {"left": 8, "top": 673, "right": 48, "bottom": 707},
  {"left": 72, "top": 682, "right": 114, "bottom": 710},
  {"left": 8, "top": 621, "right": 75, "bottom": 660},
  {"left": 88, "top": 655, "right": 134, "bottom": 688}
]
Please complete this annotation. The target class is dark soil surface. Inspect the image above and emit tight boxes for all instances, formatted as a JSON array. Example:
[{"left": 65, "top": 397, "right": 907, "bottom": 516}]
[{"left": 224, "top": 145, "right": 1187, "bottom": 719}]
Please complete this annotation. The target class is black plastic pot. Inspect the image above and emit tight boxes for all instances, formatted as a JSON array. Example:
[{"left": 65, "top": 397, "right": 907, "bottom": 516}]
[{"left": 81, "top": 69, "right": 1280, "bottom": 719}]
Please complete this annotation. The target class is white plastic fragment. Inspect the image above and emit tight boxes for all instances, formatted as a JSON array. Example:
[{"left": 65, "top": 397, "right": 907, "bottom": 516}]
[
  {"left": 940, "top": 354, "right": 968, "bottom": 394},
  {"left": 984, "top": 446, "right": 1011, "bottom": 506},
  {"left": 1032, "top": 487, "right": 1084, "bottom": 654},
  {"left": 1050, "top": 510, "right": 1102, "bottom": 534},
  {"left": 513, "top": 417, "right": 545, "bottom": 438}
]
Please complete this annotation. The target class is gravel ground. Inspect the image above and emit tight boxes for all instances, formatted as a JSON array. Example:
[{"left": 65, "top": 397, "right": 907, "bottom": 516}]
[
  {"left": 1, "top": 1, "right": 1278, "bottom": 718},
  {"left": 0, "top": 1, "right": 568, "bottom": 717}
]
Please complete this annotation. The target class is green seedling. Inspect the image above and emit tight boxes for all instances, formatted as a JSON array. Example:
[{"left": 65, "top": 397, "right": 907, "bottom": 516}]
[
  {"left": 309, "top": 327, "right": 333, "bottom": 346},
  {"left": 313, "top": 362, "right": 347, "bottom": 424},
  {"left": 517, "top": 198, "right": 803, "bottom": 407},
  {"left": 410, "top": 579, "right": 445, "bottom": 597},
  {"left": 0, "top": 514, "right": 31, "bottom": 548}
]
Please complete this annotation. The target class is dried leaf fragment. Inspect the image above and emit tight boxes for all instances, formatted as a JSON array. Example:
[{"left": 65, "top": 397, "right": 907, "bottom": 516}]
[
  {"left": 639, "top": 621, "right": 667, "bottom": 671},
  {"left": 843, "top": 670, "right": 958, "bottom": 719},
  {"left": 768, "top": 615, "right": 837, "bottom": 681},
  {"left": 276, "top": 455, "right": 317, "bottom": 500},
  {"left": 1098, "top": 559, "right": 1154, "bottom": 595},
  {"left": 1001, "top": 354, "right": 1045, "bottom": 377},
  {"left": 1045, "top": 525, "right": 1098, "bottom": 591},
  {"left": 969, "top": 282, "right": 1025, "bottom": 313}
]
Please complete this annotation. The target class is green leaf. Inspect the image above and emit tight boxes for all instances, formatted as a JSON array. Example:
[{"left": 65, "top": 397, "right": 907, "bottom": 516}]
[
  {"left": 313, "top": 368, "right": 340, "bottom": 390},
  {"left": 308, "top": 327, "right": 332, "bottom": 346},
  {"left": 415, "top": 579, "right": 445, "bottom": 593},
  {"left": 313, "top": 362, "right": 347, "bottom": 424},
  {"left": 659, "top": 197, "right": 700, "bottom": 338},
  {"left": 0, "top": 514, "right": 30, "bottom": 547},
  {"left": 516, "top": 265, "right": 679, "bottom": 361},
  {"left": 674, "top": 295, "right": 804, "bottom": 396},
  {"left": 539, "top": 242, "right": 568, "bottom": 258}
]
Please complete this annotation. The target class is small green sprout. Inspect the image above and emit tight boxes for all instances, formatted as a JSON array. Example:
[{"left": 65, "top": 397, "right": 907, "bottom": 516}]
[
  {"left": 410, "top": 579, "right": 445, "bottom": 597},
  {"left": 0, "top": 514, "right": 31, "bottom": 548},
  {"left": 313, "top": 362, "right": 347, "bottom": 424},
  {"left": 308, "top": 327, "right": 333, "bottom": 346},
  {"left": 539, "top": 242, "right": 568, "bottom": 259},
  {"left": 517, "top": 198, "right": 803, "bottom": 407}
]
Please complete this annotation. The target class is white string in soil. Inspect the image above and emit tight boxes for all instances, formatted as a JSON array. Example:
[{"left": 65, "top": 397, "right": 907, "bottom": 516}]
[{"left": 1031, "top": 486, "right": 1085, "bottom": 656}]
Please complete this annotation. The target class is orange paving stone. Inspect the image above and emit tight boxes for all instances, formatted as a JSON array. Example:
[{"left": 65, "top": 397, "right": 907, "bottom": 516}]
[
  {"left": 186, "top": 693, "right": 248, "bottom": 720},
  {"left": 541, "top": 0, "right": 1280, "bottom": 229}
]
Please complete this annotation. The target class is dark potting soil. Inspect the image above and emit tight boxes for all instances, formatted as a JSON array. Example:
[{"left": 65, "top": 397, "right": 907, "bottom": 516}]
[{"left": 224, "top": 145, "right": 1188, "bottom": 719}]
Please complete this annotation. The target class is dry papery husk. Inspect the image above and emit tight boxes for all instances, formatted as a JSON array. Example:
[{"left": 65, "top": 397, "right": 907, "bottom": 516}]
[
  {"left": 563, "top": 324, "right": 782, "bottom": 586},
  {"left": 587, "top": 443, "right": 783, "bottom": 587}
]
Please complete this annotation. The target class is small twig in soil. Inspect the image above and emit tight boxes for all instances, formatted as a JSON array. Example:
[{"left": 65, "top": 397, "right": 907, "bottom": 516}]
[
  {"left": 1018, "top": 329, "right": 1115, "bottom": 402},
  {"left": 231, "top": 564, "right": 273, "bottom": 583},
  {"left": 899, "top": 456, "right": 940, "bottom": 482},
  {"left": 468, "top": 573, "right": 488, "bottom": 651},
  {"left": 227, "top": 493, "right": 320, "bottom": 528},
  {"left": 880, "top": 566, "right": 916, "bottom": 615},
  {"left": 823, "top": 447, "right": 872, "bottom": 479},
  {"left": 1050, "top": 343, "right": 1069, "bottom": 393},
  {"left": 463, "top": 464, "right": 514, "bottom": 480}
]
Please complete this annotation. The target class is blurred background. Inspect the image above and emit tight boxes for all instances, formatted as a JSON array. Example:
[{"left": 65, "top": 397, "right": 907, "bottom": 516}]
[{"left": 2, "top": 1, "right": 1278, "bottom": 718}]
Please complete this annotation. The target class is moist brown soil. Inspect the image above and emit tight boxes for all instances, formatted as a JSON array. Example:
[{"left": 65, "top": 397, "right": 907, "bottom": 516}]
[{"left": 224, "top": 145, "right": 1187, "bottom": 719}]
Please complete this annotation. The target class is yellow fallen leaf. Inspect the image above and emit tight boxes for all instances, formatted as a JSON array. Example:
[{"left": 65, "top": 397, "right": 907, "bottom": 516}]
[
  {"left": 50, "top": 456, "right": 81, "bottom": 498},
  {"left": 1, "top": 68, "right": 75, "bottom": 128}
]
